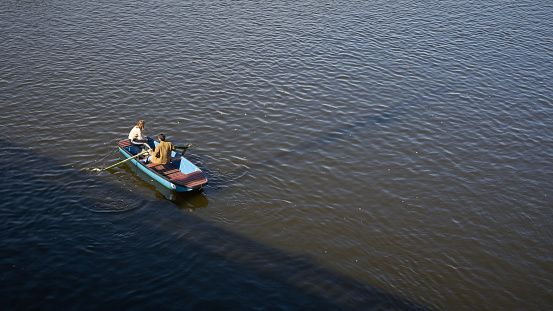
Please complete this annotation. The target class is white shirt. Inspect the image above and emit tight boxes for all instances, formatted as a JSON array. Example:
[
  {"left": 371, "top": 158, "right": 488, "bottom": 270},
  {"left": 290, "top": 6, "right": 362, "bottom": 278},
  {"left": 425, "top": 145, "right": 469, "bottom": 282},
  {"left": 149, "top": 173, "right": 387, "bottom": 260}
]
[{"left": 128, "top": 126, "right": 145, "bottom": 140}]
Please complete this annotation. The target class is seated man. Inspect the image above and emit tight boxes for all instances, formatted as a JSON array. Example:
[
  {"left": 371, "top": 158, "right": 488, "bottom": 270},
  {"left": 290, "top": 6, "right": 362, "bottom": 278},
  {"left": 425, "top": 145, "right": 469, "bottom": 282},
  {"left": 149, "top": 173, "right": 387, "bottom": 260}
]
[{"left": 144, "top": 134, "right": 175, "bottom": 164}]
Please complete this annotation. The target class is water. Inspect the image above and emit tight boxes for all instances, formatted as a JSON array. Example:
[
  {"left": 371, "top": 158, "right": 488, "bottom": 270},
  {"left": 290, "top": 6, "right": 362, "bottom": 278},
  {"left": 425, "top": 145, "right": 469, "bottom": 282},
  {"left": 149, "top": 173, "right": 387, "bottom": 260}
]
[{"left": 1, "top": 0, "right": 552, "bottom": 310}]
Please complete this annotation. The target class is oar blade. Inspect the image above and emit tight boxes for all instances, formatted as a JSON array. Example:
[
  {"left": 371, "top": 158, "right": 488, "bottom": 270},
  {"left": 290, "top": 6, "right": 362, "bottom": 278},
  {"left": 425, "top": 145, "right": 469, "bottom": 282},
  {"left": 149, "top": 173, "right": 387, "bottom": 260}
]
[{"left": 174, "top": 143, "right": 194, "bottom": 155}]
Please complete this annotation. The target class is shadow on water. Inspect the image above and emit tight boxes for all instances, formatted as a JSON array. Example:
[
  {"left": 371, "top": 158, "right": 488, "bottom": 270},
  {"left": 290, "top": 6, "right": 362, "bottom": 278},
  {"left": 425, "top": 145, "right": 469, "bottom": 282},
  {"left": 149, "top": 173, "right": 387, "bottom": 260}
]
[{"left": 0, "top": 140, "right": 430, "bottom": 311}]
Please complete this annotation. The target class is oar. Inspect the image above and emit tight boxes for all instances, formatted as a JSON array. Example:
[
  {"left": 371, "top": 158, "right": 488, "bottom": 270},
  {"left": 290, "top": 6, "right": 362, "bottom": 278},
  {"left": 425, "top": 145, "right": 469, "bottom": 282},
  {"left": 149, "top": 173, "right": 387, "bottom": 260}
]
[
  {"left": 174, "top": 143, "right": 194, "bottom": 155},
  {"left": 103, "top": 150, "right": 149, "bottom": 170},
  {"left": 174, "top": 143, "right": 193, "bottom": 149}
]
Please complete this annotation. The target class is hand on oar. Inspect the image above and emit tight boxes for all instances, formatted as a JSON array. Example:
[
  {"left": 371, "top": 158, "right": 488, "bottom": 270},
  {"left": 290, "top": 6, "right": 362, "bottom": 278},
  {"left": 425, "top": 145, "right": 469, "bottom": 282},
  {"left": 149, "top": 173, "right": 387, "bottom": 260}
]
[{"left": 103, "top": 150, "right": 149, "bottom": 170}]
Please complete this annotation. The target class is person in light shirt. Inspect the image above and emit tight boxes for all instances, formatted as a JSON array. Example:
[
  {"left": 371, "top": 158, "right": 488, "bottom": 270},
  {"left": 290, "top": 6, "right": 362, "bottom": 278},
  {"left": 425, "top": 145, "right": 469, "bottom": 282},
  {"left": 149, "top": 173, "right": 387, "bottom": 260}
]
[{"left": 128, "top": 120, "right": 151, "bottom": 151}]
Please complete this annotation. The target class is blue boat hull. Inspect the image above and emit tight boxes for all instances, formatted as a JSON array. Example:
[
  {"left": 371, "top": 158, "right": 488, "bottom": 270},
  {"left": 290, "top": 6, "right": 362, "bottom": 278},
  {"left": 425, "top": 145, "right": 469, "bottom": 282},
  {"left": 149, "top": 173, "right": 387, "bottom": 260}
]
[{"left": 117, "top": 139, "right": 207, "bottom": 192}]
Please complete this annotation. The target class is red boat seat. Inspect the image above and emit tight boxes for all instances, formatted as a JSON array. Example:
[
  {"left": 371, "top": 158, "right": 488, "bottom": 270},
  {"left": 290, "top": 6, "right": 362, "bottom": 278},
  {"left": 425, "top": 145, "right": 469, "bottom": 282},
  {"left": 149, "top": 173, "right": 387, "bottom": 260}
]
[
  {"left": 146, "top": 163, "right": 207, "bottom": 188},
  {"left": 118, "top": 139, "right": 132, "bottom": 148}
]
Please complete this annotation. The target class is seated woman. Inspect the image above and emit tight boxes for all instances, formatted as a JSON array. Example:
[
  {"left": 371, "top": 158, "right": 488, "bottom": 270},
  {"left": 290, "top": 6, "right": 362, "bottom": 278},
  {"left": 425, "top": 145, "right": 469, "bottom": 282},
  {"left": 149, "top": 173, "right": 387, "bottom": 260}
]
[
  {"left": 143, "top": 134, "right": 175, "bottom": 164},
  {"left": 128, "top": 120, "right": 151, "bottom": 151}
]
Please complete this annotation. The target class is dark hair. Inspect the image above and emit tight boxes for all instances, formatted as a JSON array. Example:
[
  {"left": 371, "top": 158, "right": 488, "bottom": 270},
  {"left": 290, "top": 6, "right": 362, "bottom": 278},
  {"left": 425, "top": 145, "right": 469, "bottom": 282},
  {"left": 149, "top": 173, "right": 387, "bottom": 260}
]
[{"left": 158, "top": 134, "right": 166, "bottom": 141}]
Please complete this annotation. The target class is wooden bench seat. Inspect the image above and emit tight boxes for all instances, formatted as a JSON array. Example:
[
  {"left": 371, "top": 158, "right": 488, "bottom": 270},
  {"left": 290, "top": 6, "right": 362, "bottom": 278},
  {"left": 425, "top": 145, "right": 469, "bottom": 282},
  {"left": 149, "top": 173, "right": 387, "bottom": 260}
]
[
  {"left": 170, "top": 171, "right": 208, "bottom": 188},
  {"left": 147, "top": 163, "right": 207, "bottom": 188},
  {"left": 118, "top": 139, "right": 132, "bottom": 148}
]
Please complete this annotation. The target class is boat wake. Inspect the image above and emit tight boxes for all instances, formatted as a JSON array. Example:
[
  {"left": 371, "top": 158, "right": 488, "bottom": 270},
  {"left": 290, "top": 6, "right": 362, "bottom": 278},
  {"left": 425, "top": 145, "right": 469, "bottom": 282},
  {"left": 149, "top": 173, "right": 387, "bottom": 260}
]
[{"left": 87, "top": 191, "right": 145, "bottom": 213}]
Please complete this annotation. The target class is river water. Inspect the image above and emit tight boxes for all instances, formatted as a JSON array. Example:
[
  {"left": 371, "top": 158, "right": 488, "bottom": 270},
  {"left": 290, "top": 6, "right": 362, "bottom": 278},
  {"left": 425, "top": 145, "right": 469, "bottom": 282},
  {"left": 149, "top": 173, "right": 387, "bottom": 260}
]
[{"left": 1, "top": 0, "right": 552, "bottom": 310}]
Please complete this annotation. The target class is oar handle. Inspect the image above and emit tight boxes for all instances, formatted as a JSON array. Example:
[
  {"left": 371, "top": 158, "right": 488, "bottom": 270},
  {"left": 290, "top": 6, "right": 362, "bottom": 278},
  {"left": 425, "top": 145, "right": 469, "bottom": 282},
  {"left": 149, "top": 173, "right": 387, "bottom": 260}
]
[{"left": 104, "top": 150, "right": 149, "bottom": 170}]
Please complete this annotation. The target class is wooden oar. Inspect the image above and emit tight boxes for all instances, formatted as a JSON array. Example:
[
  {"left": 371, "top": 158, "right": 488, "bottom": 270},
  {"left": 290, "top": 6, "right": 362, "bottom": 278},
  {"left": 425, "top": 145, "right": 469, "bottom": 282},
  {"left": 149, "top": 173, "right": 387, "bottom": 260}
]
[
  {"left": 174, "top": 143, "right": 193, "bottom": 150},
  {"left": 174, "top": 143, "right": 194, "bottom": 155},
  {"left": 104, "top": 150, "right": 149, "bottom": 170}
]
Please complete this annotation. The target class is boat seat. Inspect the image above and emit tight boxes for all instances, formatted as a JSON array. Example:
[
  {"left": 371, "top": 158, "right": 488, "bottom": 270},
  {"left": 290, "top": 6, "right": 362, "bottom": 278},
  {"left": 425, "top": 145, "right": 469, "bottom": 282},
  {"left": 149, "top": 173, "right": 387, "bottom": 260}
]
[
  {"left": 170, "top": 171, "right": 207, "bottom": 188},
  {"left": 146, "top": 163, "right": 207, "bottom": 188},
  {"left": 147, "top": 163, "right": 180, "bottom": 175},
  {"left": 118, "top": 139, "right": 132, "bottom": 148}
]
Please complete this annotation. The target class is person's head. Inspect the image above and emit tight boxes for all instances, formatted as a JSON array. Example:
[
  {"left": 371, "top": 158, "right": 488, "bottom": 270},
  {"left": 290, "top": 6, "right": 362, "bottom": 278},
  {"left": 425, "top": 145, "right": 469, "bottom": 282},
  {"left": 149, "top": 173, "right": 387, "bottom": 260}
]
[
  {"left": 136, "top": 120, "right": 145, "bottom": 130},
  {"left": 158, "top": 134, "right": 166, "bottom": 141}
]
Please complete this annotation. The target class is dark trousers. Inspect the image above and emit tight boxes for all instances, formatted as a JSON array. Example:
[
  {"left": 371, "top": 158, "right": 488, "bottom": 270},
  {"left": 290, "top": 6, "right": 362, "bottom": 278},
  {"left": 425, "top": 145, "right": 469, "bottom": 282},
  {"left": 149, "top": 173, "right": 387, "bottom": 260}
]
[{"left": 131, "top": 138, "right": 150, "bottom": 150}]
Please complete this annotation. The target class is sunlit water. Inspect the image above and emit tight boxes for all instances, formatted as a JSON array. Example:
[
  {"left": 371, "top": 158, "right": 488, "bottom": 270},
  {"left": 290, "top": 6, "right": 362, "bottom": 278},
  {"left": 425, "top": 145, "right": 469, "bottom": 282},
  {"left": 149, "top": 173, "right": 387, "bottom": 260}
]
[{"left": 1, "top": 0, "right": 552, "bottom": 310}]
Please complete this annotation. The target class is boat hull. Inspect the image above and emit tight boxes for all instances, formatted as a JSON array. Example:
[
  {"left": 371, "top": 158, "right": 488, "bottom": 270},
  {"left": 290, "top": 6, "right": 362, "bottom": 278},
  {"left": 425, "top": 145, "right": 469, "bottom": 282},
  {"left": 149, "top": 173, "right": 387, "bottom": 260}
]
[{"left": 117, "top": 139, "right": 207, "bottom": 192}]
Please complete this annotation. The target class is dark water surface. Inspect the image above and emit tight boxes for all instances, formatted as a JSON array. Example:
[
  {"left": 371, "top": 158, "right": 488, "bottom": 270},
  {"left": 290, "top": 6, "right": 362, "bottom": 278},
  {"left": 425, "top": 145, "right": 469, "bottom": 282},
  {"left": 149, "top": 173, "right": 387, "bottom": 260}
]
[{"left": 1, "top": 0, "right": 552, "bottom": 310}]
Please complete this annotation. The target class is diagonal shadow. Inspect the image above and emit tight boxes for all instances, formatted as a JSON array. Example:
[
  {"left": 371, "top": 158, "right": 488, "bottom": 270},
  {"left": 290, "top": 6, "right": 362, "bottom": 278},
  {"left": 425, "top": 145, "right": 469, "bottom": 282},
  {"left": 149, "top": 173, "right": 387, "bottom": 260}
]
[{"left": 0, "top": 139, "right": 431, "bottom": 311}]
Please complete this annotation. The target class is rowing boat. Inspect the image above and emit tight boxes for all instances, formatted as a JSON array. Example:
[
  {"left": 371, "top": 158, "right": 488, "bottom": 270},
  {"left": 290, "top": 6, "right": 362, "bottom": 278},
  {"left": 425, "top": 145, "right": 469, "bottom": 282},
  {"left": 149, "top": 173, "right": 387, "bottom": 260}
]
[{"left": 116, "top": 138, "right": 208, "bottom": 192}]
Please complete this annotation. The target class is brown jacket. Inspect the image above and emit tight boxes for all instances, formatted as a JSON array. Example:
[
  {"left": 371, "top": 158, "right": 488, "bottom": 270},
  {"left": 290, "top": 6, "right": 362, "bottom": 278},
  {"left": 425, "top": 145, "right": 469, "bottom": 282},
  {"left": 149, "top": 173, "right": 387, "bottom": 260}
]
[{"left": 148, "top": 141, "right": 175, "bottom": 165}]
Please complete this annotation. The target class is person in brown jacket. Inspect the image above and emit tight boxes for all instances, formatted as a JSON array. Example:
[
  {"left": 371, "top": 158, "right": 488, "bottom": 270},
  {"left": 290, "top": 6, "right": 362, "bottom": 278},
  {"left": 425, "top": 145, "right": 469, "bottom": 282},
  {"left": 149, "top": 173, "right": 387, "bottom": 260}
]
[{"left": 145, "top": 134, "right": 175, "bottom": 164}]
